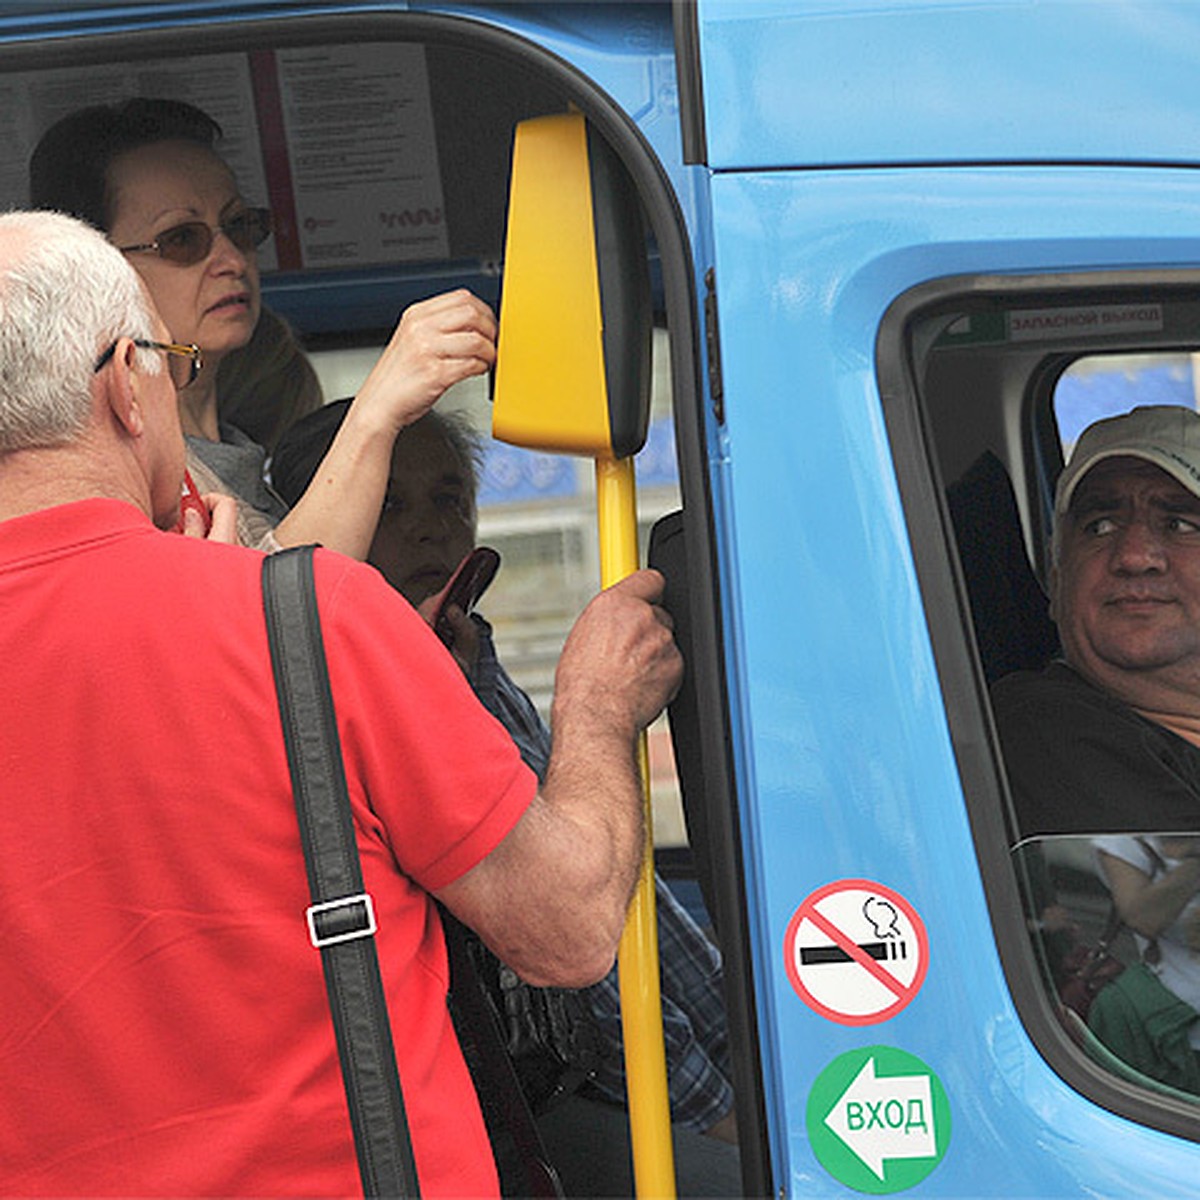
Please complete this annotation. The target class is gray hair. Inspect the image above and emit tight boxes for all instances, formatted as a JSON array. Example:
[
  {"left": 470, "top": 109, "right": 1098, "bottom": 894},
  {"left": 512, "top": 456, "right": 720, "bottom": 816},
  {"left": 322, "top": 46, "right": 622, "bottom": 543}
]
[
  {"left": 432, "top": 407, "right": 486, "bottom": 501},
  {"left": 0, "top": 209, "right": 160, "bottom": 453}
]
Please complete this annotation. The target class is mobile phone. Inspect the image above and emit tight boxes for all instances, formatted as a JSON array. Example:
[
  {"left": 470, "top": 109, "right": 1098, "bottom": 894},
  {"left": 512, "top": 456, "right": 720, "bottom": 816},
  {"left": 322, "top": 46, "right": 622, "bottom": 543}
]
[
  {"left": 433, "top": 546, "right": 500, "bottom": 646},
  {"left": 174, "top": 469, "right": 212, "bottom": 535}
]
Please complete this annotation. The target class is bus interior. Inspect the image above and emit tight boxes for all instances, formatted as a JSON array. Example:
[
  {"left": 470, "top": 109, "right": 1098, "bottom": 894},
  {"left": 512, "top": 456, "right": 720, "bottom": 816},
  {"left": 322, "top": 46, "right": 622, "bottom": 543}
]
[{"left": 0, "top": 7, "right": 763, "bottom": 1178}]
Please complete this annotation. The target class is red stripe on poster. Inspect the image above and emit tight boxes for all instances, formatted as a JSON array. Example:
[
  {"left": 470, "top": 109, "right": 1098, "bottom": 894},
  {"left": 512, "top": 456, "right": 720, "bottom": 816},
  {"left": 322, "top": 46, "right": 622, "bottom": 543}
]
[{"left": 248, "top": 49, "right": 302, "bottom": 271}]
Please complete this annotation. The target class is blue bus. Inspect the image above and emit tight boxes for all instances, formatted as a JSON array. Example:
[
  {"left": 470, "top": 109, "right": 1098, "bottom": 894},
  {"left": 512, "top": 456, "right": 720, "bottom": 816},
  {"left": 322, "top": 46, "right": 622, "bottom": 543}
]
[{"left": 5, "top": 2, "right": 1200, "bottom": 1195}]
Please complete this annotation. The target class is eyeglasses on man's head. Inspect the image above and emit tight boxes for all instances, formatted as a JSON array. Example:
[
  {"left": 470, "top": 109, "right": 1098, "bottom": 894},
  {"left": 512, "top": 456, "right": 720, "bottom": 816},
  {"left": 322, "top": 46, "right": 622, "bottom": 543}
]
[
  {"left": 93, "top": 338, "right": 203, "bottom": 391},
  {"left": 116, "top": 207, "right": 272, "bottom": 266}
]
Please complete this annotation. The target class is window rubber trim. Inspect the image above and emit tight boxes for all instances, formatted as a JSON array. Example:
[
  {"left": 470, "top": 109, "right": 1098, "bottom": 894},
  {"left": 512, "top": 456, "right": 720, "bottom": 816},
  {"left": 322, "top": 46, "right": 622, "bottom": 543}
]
[{"left": 671, "top": 0, "right": 708, "bottom": 166}]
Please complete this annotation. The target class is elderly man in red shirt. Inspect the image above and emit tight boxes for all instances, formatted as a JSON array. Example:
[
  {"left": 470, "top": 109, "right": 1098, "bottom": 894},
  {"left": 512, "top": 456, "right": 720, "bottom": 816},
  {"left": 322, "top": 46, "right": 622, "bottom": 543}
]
[{"left": 0, "top": 209, "right": 681, "bottom": 1198}]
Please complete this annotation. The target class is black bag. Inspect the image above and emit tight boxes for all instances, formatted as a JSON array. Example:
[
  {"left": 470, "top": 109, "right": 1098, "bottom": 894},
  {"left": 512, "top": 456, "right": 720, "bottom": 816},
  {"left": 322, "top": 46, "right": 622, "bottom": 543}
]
[
  {"left": 441, "top": 909, "right": 567, "bottom": 1198},
  {"left": 1056, "top": 838, "right": 1166, "bottom": 1021},
  {"left": 1056, "top": 909, "right": 1127, "bottom": 1021},
  {"left": 266, "top": 547, "right": 568, "bottom": 1198},
  {"left": 462, "top": 931, "right": 605, "bottom": 1115}
]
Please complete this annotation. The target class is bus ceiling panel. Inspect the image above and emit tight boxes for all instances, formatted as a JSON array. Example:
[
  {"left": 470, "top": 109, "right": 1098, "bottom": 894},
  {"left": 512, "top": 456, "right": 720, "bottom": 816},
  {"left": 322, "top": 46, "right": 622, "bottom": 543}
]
[{"left": 694, "top": 0, "right": 1200, "bottom": 171}]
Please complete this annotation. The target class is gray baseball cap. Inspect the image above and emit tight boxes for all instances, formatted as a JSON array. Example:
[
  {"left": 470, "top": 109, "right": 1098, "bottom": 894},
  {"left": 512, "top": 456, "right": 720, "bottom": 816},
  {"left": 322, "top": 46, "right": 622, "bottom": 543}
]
[{"left": 1055, "top": 404, "right": 1200, "bottom": 522}]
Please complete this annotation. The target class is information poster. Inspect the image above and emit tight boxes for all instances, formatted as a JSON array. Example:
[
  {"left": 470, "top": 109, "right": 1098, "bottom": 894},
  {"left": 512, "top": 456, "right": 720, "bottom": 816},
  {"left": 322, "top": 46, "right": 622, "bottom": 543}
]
[
  {"left": 0, "top": 43, "right": 446, "bottom": 272},
  {"left": 276, "top": 43, "right": 447, "bottom": 266}
]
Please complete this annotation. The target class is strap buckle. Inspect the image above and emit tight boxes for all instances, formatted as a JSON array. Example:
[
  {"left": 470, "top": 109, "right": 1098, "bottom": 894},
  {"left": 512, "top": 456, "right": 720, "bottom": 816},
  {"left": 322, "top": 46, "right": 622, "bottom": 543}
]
[{"left": 306, "top": 892, "right": 377, "bottom": 948}]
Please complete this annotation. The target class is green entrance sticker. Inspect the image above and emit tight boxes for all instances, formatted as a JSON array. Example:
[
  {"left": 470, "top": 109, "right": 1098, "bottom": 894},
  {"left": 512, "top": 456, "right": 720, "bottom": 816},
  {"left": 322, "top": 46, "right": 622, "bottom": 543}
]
[{"left": 806, "top": 1045, "right": 950, "bottom": 1194}]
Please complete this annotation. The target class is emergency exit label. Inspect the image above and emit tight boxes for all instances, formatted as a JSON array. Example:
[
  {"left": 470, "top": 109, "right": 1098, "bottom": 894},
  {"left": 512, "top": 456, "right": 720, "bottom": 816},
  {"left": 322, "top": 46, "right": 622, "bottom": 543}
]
[
  {"left": 784, "top": 880, "right": 927, "bottom": 1025},
  {"left": 807, "top": 1046, "right": 950, "bottom": 1194}
]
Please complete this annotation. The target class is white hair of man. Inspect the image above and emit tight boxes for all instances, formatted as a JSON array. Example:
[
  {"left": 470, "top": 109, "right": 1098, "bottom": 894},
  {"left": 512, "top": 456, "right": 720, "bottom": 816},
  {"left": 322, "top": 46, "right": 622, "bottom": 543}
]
[{"left": 0, "top": 209, "right": 161, "bottom": 454}]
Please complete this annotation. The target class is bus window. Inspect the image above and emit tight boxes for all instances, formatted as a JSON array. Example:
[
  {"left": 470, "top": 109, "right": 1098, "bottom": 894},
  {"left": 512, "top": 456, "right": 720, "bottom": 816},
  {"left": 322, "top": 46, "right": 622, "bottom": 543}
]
[
  {"left": 878, "top": 274, "right": 1200, "bottom": 1144},
  {"left": 1054, "top": 353, "right": 1200, "bottom": 452},
  {"left": 0, "top": 22, "right": 703, "bottom": 900}
]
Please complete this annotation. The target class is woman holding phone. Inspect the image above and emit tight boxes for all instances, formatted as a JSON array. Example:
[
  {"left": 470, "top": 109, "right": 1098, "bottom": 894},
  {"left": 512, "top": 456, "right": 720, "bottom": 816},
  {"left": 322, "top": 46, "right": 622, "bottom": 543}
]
[{"left": 30, "top": 97, "right": 496, "bottom": 552}]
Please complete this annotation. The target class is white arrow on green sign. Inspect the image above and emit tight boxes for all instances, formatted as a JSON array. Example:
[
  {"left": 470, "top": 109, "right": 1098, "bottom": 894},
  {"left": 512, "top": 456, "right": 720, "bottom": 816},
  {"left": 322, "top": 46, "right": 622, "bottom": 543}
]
[{"left": 807, "top": 1046, "right": 950, "bottom": 1194}]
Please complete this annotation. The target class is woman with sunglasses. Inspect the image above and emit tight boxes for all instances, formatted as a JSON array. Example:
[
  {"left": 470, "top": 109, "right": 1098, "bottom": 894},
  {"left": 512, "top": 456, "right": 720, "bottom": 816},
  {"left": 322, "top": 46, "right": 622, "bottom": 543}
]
[{"left": 29, "top": 97, "right": 496, "bottom": 553}]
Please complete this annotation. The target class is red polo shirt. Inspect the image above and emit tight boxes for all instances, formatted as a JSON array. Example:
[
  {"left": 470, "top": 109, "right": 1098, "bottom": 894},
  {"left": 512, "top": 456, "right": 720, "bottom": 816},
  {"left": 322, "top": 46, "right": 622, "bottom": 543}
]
[{"left": 0, "top": 500, "right": 535, "bottom": 1197}]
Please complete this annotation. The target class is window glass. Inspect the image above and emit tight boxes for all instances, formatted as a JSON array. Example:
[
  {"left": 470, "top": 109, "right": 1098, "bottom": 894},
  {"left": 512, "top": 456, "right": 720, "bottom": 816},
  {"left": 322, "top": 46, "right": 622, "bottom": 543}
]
[
  {"left": 1017, "top": 834, "right": 1200, "bottom": 1104},
  {"left": 1054, "top": 353, "right": 1200, "bottom": 452}
]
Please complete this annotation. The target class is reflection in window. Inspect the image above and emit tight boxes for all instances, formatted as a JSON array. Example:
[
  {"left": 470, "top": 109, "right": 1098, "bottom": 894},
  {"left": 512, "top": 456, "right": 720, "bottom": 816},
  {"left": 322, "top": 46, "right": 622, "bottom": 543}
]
[{"left": 1017, "top": 835, "right": 1200, "bottom": 1100}]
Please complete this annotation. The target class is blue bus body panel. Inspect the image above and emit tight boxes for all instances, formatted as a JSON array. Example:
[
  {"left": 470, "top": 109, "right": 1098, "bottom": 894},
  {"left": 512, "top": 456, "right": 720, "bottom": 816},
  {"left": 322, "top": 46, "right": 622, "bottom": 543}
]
[
  {"left": 707, "top": 161, "right": 1200, "bottom": 1193},
  {"left": 697, "top": 0, "right": 1200, "bottom": 171},
  {"left": 7, "top": 3, "right": 1200, "bottom": 1194}
]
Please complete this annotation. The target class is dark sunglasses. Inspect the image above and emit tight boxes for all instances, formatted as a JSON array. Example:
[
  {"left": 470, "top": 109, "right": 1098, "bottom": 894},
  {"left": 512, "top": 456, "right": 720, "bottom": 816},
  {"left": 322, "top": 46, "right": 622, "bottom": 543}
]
[
  {"left": 94, "top": 338, "right": 203, "bottom": 391},
  {"left": 117, "top": 207, "right": 272, "bottom": 266}
]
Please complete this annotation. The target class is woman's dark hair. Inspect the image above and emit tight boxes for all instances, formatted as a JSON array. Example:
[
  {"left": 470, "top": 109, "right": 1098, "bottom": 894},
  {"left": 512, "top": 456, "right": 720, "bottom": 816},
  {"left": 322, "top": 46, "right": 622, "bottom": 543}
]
[
  {"left": 29, "top": 97, "right": 222, "bottom": 232},
  {"left": 217, "top": 307, "right": 324, "bottom": 453}
]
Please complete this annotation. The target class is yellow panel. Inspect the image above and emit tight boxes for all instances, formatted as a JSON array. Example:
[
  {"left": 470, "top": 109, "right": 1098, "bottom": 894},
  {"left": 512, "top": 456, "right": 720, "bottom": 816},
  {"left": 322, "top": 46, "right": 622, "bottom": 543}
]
[{"left": 492, "top": 113, "right": 614, "bottom": 455}]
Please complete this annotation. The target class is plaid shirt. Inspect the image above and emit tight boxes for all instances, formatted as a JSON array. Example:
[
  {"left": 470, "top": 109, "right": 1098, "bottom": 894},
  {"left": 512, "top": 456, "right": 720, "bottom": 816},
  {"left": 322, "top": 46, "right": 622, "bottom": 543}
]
[{"left": 471, "top": 618, "right": 734, "bottom": 1132}]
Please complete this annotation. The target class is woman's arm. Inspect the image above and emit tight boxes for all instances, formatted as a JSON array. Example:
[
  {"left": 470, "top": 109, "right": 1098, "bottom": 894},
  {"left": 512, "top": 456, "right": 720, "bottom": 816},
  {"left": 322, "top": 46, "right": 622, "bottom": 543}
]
[
  {"left": 273, "top": 289, "right": 496, "bottom": 557},
  {"left": 1099, "top": 848, "right": 1200, "bottom": 939}
]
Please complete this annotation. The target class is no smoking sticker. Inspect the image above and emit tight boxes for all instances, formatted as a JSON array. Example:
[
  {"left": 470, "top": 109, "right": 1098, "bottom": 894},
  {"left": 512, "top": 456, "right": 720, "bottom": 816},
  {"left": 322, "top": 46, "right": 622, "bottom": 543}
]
[{"left": 784, "top": 880, "right": 928, "bottom": 1025}]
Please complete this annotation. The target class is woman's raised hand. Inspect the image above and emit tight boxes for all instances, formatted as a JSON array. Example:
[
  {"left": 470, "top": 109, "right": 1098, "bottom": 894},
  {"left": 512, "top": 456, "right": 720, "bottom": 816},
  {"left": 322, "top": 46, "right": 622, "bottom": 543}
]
[{"left": 353, "top": 289, "right": 497, "bottom": 435}]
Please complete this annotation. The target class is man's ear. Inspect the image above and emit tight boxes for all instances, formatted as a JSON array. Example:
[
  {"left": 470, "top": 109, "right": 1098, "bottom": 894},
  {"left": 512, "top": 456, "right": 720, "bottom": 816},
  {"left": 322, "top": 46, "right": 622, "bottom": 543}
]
[
  {"left": 105, "top": 337, "right": 145, "bottom": 439},
  {"left": 1047, "top": 562, "right": 1061, "bottom": 623}
]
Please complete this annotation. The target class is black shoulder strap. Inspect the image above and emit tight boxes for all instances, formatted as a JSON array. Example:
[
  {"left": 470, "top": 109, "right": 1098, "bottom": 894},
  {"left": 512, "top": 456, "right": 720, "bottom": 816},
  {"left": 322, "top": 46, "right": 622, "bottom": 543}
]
[{"left": 262, "top": 545, "right": 420, "bottom": 1199}]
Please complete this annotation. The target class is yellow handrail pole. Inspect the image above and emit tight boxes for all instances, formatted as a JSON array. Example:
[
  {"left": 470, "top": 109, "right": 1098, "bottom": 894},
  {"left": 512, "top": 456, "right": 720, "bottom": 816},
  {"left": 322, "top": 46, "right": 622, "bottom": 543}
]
[
  {"left": 596, "top": 454, "right": 676, "bottom": 1200},
  {"left": 491, "top": 108, "right": 674, "bottom": 1196}
]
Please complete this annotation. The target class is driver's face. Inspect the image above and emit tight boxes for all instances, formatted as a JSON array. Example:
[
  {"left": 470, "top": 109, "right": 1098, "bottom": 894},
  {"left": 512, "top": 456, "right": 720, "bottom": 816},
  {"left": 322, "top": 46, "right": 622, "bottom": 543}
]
[{"left": 1053, "top": 456, "right": 1200, "bottom": 693}]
